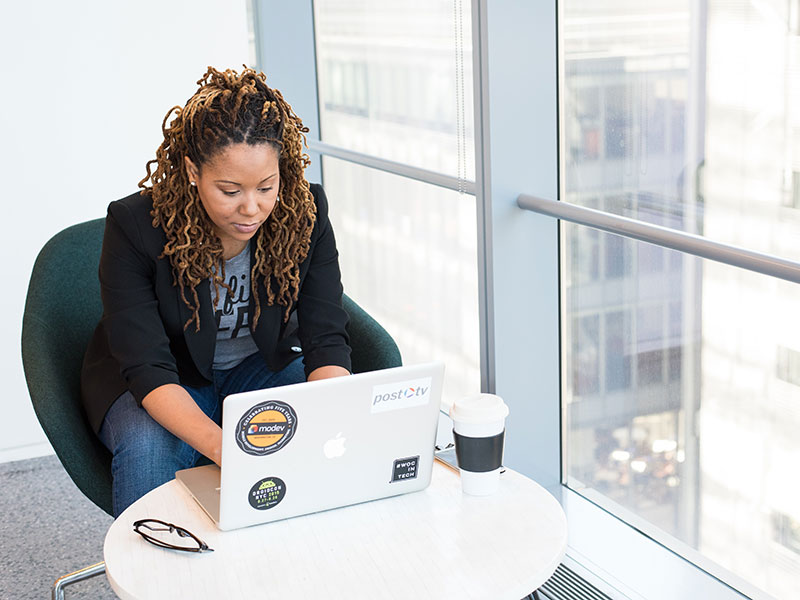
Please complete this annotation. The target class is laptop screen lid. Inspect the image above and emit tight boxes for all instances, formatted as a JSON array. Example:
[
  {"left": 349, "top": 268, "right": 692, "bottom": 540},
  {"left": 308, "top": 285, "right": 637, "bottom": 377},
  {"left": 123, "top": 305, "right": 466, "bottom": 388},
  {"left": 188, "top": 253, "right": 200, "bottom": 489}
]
[{"left": 208, "top": 362, "right": 444, "bottom": 530}]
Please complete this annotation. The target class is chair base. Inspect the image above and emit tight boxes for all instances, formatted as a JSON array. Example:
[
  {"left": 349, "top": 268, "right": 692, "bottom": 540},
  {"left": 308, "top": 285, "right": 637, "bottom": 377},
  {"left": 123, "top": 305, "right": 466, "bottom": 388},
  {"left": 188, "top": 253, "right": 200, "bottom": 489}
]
[{"left": 52, "top": 561, "right": 106, "bottom": 600}]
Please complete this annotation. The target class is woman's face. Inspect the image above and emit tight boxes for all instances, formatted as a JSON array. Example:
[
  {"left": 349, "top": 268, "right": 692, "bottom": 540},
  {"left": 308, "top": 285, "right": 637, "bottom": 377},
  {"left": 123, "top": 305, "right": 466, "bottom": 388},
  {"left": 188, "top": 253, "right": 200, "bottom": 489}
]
[{"left": 185, "top": 143, "right": 280, "bottom": 259}]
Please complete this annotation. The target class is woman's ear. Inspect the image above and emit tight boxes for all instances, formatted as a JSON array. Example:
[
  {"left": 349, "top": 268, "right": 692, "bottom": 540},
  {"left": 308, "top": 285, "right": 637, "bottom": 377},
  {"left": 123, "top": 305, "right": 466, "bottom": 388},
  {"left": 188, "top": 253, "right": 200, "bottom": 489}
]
[{"left": 184, "top": 156, "right": 200, "bottom": 184}]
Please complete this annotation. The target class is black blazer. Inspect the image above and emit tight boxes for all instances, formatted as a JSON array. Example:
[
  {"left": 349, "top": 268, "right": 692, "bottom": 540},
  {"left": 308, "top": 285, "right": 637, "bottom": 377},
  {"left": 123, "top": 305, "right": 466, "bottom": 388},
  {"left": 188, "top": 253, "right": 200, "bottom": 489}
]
[{"left": 81, "top": 183, "right": 351, "bottom": 433}]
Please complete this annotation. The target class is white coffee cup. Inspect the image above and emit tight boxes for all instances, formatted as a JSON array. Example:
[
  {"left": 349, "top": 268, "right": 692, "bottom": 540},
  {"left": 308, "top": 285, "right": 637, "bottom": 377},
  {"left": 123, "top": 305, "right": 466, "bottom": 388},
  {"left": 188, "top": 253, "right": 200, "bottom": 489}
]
[{"left": 449, "top": 393, "right": 509, "bottom": 495}]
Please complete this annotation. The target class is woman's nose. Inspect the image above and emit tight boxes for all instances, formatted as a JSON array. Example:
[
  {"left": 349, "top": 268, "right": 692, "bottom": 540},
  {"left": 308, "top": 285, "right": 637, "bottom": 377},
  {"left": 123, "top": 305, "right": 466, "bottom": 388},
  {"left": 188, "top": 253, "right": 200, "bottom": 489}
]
[{"left": 239, "top": 192, "right": 259, "bottom": 216}]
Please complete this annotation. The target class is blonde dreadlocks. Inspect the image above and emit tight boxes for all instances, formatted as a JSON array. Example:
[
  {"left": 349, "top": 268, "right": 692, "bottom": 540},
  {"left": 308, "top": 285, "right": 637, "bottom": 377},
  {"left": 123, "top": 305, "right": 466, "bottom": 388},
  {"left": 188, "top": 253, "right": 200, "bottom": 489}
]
[{"left": 138, "top": 66, "right": 316, "bottom": 331}]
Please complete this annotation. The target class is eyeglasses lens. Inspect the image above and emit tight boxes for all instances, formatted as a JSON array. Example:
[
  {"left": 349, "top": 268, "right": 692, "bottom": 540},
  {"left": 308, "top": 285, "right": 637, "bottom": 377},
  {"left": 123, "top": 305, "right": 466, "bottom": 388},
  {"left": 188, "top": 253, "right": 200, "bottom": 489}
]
[{"left": 139, "top": 522, "right": 200, "bottom": 551}]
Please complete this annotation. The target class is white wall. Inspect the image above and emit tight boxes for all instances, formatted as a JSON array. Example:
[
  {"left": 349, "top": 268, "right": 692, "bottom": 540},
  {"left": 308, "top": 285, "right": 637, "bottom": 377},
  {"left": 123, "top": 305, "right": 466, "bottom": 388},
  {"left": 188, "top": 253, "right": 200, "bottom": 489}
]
[{"left": 0, "top": 1, "right": 250, "bottom": 462}]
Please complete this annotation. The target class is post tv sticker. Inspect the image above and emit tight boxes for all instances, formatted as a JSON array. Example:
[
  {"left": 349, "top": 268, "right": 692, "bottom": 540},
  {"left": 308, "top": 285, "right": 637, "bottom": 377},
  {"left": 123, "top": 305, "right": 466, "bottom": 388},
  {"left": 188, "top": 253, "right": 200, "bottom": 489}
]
[
  {"left": 371, "top": 377, "right": 432, "bottom": 413},
  {"left": 235, "top": 401, "right": 298, "bottom": 456},
  {"left": 248, "top": 477, "right": 286, "bottom": 510}
]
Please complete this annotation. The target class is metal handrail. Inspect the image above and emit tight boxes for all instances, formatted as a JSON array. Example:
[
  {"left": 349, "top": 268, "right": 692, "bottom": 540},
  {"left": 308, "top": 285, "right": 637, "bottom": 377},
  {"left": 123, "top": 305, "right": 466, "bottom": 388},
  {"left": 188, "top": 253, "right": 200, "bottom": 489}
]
[
  {"left": 517, "top": 194, "right": 800, "bottom": 285},
  {"left": 307, "top": 140, "right": 476, "bottom": 195}
]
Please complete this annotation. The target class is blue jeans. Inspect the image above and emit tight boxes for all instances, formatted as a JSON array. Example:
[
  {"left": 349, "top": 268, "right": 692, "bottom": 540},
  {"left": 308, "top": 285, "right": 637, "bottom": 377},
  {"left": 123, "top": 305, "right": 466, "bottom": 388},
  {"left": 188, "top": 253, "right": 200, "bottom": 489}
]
[{"left": 98, "top": 353, "right": 305, "bottom": 517}]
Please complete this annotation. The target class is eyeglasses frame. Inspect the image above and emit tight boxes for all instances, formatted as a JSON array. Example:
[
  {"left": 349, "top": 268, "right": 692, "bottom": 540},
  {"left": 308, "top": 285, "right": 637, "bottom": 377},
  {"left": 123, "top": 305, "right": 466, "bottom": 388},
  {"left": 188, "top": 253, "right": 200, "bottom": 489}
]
[{"left": 132, "top": 518, "right": 214, "bottom": 553}]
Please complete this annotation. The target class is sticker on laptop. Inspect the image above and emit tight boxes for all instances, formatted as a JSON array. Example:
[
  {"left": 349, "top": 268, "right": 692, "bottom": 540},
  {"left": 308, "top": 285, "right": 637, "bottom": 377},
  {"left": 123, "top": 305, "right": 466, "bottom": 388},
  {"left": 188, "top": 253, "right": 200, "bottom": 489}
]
[
  {"left": 371, "top": 377, "right": 432, "bottom": 414},
  {"left": 248, "top": 477, "right": 286, "bottom": 510},
  {"left": 235, "top": 401, "right": 298, "bottom": 456},
  {"left": 391, "top": 456, "right": 420, "bottom": 482}
]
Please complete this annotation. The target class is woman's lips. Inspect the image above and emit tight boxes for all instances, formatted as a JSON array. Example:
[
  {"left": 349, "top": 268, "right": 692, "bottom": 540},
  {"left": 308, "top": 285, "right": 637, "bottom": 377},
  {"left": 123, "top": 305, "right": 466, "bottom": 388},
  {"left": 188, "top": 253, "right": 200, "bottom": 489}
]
[{"left": 233, "top": 222, "right": 260, "bottom": 234}]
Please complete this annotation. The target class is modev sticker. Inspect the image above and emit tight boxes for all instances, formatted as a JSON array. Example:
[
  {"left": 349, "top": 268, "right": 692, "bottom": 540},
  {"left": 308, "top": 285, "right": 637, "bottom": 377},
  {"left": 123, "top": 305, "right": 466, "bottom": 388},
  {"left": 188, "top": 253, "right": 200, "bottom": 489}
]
[
  {"left": 371, "top": 377, "right": 432, "bottom": 413},
  {"left": 235, "top": 401, "right": 298, "bottom": 456}
]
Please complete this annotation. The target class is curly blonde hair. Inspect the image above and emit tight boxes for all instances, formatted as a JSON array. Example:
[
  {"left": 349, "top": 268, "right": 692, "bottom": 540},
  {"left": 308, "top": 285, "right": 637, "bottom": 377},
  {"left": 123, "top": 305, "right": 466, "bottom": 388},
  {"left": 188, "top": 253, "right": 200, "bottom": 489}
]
[{"left": 138, "top": 66, "right": 316, "bottom": 331}]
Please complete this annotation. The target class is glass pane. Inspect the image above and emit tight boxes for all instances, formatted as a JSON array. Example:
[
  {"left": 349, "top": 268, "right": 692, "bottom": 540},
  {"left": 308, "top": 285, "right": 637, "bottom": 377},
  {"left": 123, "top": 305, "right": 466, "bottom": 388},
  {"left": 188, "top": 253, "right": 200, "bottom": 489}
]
[
  {"left": 563, "top": 223, "right": 800, "bottom": 599},
  {"left": 314, "top": 0, "right": 475, "bottom": 181},
  {"left": 561, "top": 0, "right": 800, "bottom": 260},
  {"left": 322, "top": 156, "right": 480, "bottom": 406}
]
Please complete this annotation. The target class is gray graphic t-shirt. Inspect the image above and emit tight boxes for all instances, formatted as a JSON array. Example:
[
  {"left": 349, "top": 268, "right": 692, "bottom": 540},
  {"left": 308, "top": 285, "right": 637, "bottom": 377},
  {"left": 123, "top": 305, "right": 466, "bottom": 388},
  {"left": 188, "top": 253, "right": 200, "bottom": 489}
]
[{"left": 212, "top": 243, "right": 259, "bottom": 370}]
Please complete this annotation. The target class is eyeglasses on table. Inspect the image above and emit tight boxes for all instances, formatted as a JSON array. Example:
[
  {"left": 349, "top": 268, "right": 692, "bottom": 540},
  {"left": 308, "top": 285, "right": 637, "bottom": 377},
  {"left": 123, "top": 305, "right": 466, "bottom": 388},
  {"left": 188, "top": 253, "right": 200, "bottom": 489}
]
[{"left": 133, "top": 518, "right": 214, "bottom": 553}]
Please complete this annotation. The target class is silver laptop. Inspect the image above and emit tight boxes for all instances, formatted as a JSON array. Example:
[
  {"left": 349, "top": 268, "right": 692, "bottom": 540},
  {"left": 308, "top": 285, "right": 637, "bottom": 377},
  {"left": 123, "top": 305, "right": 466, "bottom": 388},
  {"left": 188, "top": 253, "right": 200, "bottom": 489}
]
[{"left": 176, "top": 362, "right": 445, "bottom": 531}]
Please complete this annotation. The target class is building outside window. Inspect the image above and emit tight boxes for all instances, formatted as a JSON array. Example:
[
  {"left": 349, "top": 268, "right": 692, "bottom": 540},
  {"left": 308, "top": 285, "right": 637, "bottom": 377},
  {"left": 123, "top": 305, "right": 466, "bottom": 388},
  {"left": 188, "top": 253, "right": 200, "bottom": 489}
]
[{"left": 561, "top": 1, "right": 800, "bottom": 597}]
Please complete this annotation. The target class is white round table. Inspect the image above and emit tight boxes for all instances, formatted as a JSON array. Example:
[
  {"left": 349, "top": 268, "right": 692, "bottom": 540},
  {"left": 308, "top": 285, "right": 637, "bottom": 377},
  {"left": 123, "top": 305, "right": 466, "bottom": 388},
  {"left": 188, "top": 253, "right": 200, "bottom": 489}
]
[{"left": 104, "top": 462, "right": 567, "bottom": 599}]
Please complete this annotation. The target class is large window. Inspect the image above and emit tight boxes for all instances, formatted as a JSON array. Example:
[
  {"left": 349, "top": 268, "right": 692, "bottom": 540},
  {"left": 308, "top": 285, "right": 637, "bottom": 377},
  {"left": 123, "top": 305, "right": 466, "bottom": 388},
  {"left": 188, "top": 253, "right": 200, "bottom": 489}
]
[
  {"left": 257, "top": 1, "right": 800, "bottom": 598},
  {"left": 313, "top": 0, "right": 479, "bottom": 406},
  {"left": 561, "top": 1, "right": 800, "bottom": 598}
]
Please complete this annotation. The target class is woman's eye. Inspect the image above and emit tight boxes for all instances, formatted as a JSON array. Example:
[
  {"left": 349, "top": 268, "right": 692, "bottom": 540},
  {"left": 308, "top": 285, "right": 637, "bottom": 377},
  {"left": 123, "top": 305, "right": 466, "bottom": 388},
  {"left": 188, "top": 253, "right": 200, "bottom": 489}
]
[
  {"left": 222, "top": 190, "right": 239, "bottom": 197},
  {"left": 258, "top": 187, "right": 273, "bottom": 193}
]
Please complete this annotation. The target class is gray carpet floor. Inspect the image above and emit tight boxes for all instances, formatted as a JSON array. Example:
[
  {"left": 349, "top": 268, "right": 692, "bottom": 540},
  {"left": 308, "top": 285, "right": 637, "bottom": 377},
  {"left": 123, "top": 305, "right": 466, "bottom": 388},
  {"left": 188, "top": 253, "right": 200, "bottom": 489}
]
[{"left": 0, "top": 454, "right": 117, "bottom": 599}]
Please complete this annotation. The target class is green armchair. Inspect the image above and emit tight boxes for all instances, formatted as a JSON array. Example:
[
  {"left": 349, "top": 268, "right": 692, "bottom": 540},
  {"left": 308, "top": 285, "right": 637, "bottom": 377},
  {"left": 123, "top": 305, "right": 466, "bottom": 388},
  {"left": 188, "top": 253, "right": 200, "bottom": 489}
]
[{"left": 22, "top": 217, "right": 401, "bottom": 519}]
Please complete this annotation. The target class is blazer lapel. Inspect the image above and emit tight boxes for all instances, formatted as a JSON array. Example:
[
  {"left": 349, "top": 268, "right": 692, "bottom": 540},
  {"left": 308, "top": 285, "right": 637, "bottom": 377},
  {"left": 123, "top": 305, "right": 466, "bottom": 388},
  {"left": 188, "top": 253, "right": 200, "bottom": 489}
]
[
  {"left": 249, "top": 244, "right": 283, "bottom": 352},
  {"left": 179, "top": 279, "right": 216, "bottom": 380}
]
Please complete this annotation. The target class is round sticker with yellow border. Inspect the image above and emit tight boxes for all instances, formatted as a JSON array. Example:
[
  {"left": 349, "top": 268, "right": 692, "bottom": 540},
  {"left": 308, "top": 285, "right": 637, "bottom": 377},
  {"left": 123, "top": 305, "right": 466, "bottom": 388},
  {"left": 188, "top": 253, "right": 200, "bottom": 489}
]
[{"left": 235, "top": 401, "right": 298, "bottom": 456}]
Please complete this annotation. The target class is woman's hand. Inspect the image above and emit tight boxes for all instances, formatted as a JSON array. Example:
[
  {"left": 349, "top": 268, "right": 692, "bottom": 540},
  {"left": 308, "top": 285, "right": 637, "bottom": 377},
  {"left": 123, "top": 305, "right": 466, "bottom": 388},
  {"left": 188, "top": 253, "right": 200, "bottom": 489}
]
[
  {"left": 308, "top": 365, "right": 350, "bottom": 381},
  {"left": 142, "top": 384, "right": 223, "bottom": 466},
  {"left": 141, "top": 368, "right": 348, "bottom": 465}
]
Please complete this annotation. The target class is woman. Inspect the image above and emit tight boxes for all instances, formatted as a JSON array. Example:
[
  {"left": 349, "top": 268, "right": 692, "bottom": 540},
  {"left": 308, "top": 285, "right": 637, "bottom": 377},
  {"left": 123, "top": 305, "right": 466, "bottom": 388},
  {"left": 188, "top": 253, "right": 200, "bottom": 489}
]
[{"left": 81, "top": 67, "right": 351, "bottom": 517}]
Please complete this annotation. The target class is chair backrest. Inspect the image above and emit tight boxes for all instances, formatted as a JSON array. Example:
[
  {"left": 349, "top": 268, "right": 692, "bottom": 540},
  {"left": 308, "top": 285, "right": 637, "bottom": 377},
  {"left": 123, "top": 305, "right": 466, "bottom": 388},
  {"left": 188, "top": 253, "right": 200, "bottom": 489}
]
[
  {"left": 22, "top": 218, "right": 113, "bottom": 515},
  {"left": 22, "top": 218, "right": 402, "bottom": 517},
  {"left": 344, "top": 295, "right": 403, "bottom": 373}
]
